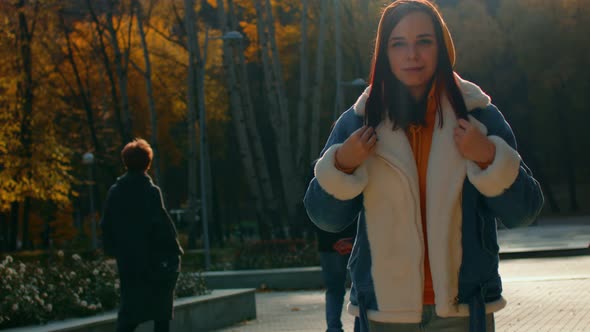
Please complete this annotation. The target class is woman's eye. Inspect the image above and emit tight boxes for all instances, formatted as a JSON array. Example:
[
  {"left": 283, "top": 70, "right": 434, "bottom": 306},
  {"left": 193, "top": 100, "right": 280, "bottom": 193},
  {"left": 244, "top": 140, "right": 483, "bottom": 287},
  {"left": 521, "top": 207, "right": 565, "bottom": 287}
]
[
  {"left": 391, "top": 42, "right": 405, "bottom": 48},
  {"left": 418, "top": 39, "right": 433, "bottom": 45}
]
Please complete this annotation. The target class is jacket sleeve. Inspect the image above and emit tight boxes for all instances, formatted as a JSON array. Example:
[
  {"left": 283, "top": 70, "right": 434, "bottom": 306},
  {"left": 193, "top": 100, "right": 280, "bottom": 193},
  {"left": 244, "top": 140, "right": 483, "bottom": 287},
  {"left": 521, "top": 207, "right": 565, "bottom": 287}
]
[
  {"left": 100, "top": 186, "right": 118, "bottom": 257},
  {"left": 150, "top": 186, "right": 184, "bottom": 255},
  {"left": 303, "top": 109, "right": 366, "bottom": 233},
  {"left": 466, "top": 106, "right": 544, "bottom": 228}
]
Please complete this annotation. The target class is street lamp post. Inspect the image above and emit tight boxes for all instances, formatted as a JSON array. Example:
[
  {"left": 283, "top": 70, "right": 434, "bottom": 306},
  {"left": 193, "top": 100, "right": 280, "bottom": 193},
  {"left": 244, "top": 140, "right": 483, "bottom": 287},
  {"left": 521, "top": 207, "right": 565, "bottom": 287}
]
[
  {"left": 82, "top": 152, "right": 97, "bottom": 250},
  {"left": 198, "top": 30, "right": 243, "bottom": 269},
  {"left": 334, "top": 78, "right": 368, "bottom": 120}
]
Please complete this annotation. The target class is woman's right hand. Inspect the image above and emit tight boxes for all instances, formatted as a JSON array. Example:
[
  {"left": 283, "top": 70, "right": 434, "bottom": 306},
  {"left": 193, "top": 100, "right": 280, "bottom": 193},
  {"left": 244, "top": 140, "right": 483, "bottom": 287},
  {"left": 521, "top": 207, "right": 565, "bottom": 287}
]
[{"left": 335, "top": 126, "right": 378, "bottom": 172}]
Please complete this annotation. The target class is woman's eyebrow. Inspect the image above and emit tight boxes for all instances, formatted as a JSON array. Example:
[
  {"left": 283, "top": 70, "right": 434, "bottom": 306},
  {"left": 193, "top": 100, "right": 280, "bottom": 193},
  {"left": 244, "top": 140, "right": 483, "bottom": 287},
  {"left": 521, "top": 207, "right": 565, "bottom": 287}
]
[
  {"left": 390, "top": 36, "right": 406, "bottom": 41},
  {"left": 390, "top": 33, "right": 434, "bottom": 41},
  {"left": 416, "top": 33, "right": 434, "bottom": 38}
]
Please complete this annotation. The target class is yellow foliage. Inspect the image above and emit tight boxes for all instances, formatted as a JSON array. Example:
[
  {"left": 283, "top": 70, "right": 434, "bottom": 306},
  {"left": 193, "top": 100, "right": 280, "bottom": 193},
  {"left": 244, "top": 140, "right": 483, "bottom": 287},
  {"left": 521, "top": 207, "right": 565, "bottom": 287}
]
[
  {"left": 206, "top": 0, "right": 218, "bottom": 9},
  {"left": 0, "top": 4, "right": 74, "bottom": 212}
]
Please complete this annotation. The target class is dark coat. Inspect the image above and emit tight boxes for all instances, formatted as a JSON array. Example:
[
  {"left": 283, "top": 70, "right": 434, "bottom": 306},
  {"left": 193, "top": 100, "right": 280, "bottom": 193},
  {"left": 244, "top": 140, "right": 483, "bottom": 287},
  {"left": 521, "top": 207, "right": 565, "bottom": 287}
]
[
  {"left": 100, "top": 171, "right": 184, "bottom": 325},
  {"left": 314, "top": 222, "right": 356, "bottom": 252}
]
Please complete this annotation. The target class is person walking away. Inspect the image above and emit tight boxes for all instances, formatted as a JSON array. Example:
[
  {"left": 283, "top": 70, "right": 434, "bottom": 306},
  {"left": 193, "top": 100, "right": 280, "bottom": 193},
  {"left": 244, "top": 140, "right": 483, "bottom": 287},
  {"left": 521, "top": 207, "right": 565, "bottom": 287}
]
[{"left": 101, "top": 138, "right": 184, "bottom": 332}]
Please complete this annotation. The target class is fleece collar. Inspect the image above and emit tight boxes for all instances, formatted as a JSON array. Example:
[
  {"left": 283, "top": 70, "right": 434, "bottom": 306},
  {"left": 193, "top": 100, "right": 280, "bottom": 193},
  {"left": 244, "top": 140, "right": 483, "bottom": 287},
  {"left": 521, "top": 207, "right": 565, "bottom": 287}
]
[
  {"left": 350, "top": 72, "right": 492, "bottom": 211},
  {"left": 353, "top": 73, "right": 491, "bottom": 116}
]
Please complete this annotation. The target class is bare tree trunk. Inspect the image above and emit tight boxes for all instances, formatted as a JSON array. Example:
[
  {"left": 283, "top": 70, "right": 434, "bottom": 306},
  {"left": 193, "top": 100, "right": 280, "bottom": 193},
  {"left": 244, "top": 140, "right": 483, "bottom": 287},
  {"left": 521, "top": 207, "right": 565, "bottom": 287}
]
[
  {"left": 333, "top": 0, "right": 343, "bottom": 121},
  {"left": 105, "top": 0, "right": 134, "bottom": 142},
  {"left": 253, "top": 0, "right": 302, "bottom": 237},
  {"left": 16, "top": 0, "right": 37, "bottom": 250},
  {"left": 134, "top": 0, "right": 162, "bottom": 186},
  {"left": 343, "top": 1, "right": 368, "bottom": 79},
  {"left": 59, "top": 15, "right": 103, "bottom": 157},
  {"left": 0, "top": 213, "right": 7, "bottom": 252},
  {"left": 196, "top": 31, "right": 212, "bottom": 267},
  {"left": 9, "top": 202, "right": 19, "bottom": 251},
  {"left": 183, "top": 0, "right": 200, "bottom": 249},
  {"left": 228, "top": 0, "right": 282, "bottom": 238},
  {"left": 296, "top": 0, "right": 310, "bottom": 172},
  {"left": 263, "top": 0, "right": 289, "bottom": 130},
  {"left": 218, "top": 0, "right": 275, "bottom": 239},
  {"left": 86, "top": 0, "right": 127, "bottom": 145},
  {"left": 309, "top": 0, "right": 328, "bottom": 161}
]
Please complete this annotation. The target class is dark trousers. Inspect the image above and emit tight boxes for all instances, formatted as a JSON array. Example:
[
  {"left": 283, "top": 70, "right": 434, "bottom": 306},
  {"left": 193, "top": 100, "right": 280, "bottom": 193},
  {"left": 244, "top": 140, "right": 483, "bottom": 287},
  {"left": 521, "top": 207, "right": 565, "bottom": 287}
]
[
  {"left": 116, "top": 320, "right": 170, "bottom": 332},
  {"left": 320, "top": 251, "right": 351, "bottom": 332}
]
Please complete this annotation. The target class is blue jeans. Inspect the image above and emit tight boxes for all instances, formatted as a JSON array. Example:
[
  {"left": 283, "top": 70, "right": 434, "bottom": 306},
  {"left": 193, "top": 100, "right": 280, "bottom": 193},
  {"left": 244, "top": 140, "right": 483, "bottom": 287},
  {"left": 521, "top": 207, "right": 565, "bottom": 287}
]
[
  {"left": 320, "top": 251, "right": 351, "bottom": 332},
  {"left": 368, "top": 305, "right": 495, "bottom": 331}
]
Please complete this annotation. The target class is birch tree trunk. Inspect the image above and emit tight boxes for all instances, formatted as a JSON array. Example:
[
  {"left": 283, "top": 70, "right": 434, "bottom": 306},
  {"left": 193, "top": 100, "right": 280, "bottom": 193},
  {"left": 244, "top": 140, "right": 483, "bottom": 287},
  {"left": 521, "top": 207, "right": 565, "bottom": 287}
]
[
  {"left": 296, "top": 0, "right": 310, "bottom": 172},
  {"left": 309, "top": 0, "right": 328, "bottom": 161},
  {"left": 196, "top": 28, "right": 212, "bottom": 268},
  {"left": 263, "top": 0, "right": 289, "bottom": 130},
  {"left": 134, "top": 0, "right": 162, "bottom": 186},
  {"left": 346, "top": 1, "right": 368, "bottom": 80},
  {"left": 183, "top": 0, "right": 200, "bottom": 249},
  {"left": 228, "top": 0, "right": 283, "bottom": 237},
  {"left": 253, "top": 0, "right": 301, "bottom": 236},
  {"left": 15, "top": 0, "right": 38, "bottom": 250},
  {"left": 217, "top": 0, "right": 274, "bottom": 239}
]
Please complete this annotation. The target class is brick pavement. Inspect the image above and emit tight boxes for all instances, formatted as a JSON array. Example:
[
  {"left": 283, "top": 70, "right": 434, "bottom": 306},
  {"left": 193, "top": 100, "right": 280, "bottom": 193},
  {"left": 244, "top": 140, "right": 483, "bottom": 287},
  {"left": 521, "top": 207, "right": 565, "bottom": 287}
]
[{"left": 217, "top": 256, "right": 590, "bottom": 331}]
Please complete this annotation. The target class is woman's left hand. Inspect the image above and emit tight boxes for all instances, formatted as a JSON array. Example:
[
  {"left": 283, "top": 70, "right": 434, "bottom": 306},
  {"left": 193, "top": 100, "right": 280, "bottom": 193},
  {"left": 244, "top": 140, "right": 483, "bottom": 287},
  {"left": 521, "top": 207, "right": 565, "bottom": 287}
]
[{"left": 454, "top": 119, "right": 496, "bottom": 165}]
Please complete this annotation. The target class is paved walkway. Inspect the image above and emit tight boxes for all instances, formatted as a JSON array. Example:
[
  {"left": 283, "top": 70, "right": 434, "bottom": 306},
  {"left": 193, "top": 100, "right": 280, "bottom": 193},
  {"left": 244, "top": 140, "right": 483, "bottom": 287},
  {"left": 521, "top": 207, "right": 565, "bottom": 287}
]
[
  {"left": 217, "top": 219, "right": 590, "bottom": 331},
  {"left": 217, "top": 256, "right": 590, "bottom": 331}
]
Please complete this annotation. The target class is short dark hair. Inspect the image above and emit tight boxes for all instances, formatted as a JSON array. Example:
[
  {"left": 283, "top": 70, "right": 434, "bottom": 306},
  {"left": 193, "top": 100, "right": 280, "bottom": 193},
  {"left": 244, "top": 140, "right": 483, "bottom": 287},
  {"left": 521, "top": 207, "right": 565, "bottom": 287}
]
[{"left": 121, "top": 138, "right": 153, "bottom": 172}]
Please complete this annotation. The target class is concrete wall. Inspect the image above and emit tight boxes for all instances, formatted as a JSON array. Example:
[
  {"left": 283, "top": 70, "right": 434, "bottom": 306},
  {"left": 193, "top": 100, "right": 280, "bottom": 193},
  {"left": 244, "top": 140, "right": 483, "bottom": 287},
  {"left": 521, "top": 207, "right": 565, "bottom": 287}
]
[{"left": 5, "top": 289, "right": 256, "bottom": 332}]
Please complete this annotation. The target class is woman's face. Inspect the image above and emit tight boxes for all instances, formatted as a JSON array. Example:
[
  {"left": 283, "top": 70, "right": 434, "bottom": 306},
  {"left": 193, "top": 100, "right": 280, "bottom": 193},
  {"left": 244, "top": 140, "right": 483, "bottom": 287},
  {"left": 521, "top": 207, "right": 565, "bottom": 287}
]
[{"left": 387, "top": 11, "right": 438, "bottom": 99}]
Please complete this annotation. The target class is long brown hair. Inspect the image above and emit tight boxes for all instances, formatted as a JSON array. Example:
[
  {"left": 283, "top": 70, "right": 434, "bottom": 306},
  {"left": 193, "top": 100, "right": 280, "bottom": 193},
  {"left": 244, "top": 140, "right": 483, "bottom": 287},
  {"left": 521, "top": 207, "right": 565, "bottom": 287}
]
[{"left": 364, "top": 0, "right": 468, "bottom": 129}]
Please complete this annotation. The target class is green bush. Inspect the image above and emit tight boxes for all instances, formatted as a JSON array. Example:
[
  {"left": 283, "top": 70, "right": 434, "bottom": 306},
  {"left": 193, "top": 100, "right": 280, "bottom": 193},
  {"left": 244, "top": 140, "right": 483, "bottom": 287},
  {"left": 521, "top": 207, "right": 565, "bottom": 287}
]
[
  {"left": 176, "top": 271, "right": 208, "bottom": 298},
  {"left": 0, "top": 252, "right": 208, "bottom": 329}
]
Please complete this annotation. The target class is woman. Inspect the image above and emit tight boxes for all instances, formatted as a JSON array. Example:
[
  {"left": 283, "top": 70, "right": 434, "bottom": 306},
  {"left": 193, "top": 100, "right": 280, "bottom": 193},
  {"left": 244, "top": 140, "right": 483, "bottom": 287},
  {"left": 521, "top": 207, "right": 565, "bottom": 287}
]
[
  {"left": 303, "top": 1, "right": 543, "bottom": 331},
  {"left": 101, "top": 139, "right": 184, "bottom": 332}
]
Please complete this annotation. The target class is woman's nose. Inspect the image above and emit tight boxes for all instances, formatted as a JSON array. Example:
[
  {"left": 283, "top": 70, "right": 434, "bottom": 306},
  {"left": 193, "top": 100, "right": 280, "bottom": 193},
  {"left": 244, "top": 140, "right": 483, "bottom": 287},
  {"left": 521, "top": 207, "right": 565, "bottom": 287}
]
[{"left": 407, "top": 44, "right": 418, "bottom": 60}]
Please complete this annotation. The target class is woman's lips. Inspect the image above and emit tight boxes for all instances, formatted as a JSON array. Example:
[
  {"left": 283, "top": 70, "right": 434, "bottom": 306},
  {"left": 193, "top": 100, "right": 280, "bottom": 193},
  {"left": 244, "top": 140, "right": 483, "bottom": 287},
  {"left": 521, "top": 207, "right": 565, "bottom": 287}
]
[{"left": 403, "top": 66, "right": 424, "bottom": 71}]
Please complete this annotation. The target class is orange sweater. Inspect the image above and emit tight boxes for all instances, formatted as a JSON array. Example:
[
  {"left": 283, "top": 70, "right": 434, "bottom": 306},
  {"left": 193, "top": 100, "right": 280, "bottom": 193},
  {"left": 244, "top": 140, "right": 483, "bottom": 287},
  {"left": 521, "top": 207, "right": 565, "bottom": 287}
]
[{"left": 405, "top": 89, "right": 438, "bottom": 305}]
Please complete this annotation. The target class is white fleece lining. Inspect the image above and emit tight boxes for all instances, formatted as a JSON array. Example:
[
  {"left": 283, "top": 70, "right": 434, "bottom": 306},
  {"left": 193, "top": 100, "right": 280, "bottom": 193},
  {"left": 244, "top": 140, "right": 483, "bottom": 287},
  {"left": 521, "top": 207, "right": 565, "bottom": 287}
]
[
  {"left": 363, "top": 153, "right": 423, "bottom": 319},
  {"left": 466, "top": 135, "right": 521, "bottom": 197},
  {"left": 425, "top": 99, "right": 466, "bottom": 317},
  {"left": 314, "top": 144, "right": 369, "bottom": 201},
  {"left": 354, "top": 99, "right": 469, "bottom": 320},
  {"left": 455, "top": 73, "right": 491, "bottom": 111}
]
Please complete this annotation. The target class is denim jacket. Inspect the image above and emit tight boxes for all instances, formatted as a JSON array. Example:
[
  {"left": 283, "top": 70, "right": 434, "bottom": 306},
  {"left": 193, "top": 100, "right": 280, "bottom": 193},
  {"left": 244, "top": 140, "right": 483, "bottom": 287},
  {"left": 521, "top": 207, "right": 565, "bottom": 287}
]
[{"left": 304, "top": 74, "right": 544, "bottom": 331}]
